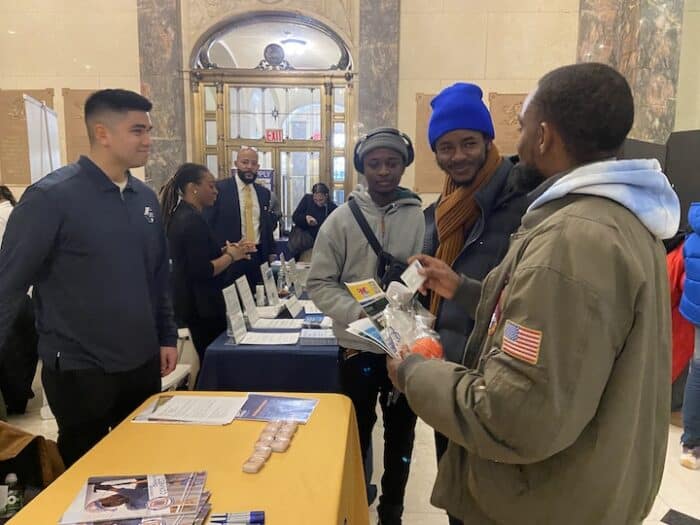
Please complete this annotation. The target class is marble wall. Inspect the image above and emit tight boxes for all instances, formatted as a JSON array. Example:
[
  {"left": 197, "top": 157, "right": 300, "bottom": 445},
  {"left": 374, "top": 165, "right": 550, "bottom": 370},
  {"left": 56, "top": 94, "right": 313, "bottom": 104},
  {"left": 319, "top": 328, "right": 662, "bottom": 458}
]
[
  {"left": 0, "top": 0, "right": 142, "bottom": 191},
  {"left": 137, "top": 0, "right": 187, "bottom": 191},
  {"left": 397, "top": 0, "right": 579, "bottom": 191},
  {"left": 5, "top": 0, "right": 691, "bottom": 193},
  {"left": 357, "top": 0, "right": 400, "bottom": 133},
  {"left": 577, "top": 0, "right": 685, "bottom": 143}
]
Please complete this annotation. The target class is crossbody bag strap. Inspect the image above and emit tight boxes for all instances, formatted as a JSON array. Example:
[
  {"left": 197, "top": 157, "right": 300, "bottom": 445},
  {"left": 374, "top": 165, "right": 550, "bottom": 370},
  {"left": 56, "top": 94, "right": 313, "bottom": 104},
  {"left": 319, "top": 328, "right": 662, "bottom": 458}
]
[{"left": 348, "top": 198, "right": 383, "bottom": 257}]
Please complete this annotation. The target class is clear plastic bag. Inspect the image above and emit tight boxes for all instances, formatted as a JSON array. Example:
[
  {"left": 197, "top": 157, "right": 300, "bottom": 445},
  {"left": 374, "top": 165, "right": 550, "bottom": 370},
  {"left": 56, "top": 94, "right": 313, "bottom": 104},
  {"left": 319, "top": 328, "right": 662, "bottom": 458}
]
[
  {"left": 408, "top": 316, "right": 444, "bottom": 359},
  {"left": 383, "top": 282, "right": 442, "bottom": 359}
]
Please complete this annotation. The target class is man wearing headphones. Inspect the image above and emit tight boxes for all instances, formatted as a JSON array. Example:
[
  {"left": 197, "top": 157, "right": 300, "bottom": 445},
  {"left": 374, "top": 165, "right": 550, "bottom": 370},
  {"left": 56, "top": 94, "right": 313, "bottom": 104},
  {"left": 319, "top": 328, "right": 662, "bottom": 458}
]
[{"left": 307, "top": 128, "right": 425, "bottom": 525}]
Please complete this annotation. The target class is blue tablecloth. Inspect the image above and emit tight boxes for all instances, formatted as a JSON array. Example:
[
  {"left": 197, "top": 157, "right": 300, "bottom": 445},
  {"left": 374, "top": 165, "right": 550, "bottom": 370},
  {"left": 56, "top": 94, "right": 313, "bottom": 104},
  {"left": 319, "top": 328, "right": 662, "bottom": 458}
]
[{"left": 196, "top": 331, "right": 341, "bottom": 393}]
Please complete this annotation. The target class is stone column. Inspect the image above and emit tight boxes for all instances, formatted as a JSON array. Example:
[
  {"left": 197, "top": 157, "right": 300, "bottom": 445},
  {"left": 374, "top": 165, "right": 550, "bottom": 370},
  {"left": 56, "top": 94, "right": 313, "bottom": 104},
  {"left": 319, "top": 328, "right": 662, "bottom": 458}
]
[
  {"left": 577, "top": 0, "right": 685, "bottom": 143},
  {"left": 137, "top": 0, "right": 187, "bottom": 190},
  {"left": 358, "top": 0, "right": 400, "bottom": 133}
]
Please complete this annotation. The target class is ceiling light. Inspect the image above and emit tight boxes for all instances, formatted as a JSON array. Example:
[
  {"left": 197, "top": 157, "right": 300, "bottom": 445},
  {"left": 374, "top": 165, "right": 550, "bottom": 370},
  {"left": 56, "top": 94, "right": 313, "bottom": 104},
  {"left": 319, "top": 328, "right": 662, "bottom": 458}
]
[{"left": 280, "top": 38, "right": 307, "bottom": 56}]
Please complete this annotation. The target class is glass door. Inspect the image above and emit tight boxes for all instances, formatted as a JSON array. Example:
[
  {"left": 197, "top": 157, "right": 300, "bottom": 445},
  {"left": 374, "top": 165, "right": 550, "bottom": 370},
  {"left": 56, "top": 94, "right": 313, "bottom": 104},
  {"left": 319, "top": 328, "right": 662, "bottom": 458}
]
[
  {"left": 279, "top": 150, "right": 321, "bottom": 231},
  {"left": 192, "top": 73, "right": 354, "bottom": 233}
]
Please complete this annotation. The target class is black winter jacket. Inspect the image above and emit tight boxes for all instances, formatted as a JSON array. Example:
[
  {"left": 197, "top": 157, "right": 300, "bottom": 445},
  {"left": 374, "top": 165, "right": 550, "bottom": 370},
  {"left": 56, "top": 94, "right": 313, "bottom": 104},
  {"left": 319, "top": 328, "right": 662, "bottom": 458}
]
[
  {"left": 292, "top": 194, "right": 337, "bottom": 241},
  {"left": 423, "top": 158, "right": 543, "bottom": 363}
]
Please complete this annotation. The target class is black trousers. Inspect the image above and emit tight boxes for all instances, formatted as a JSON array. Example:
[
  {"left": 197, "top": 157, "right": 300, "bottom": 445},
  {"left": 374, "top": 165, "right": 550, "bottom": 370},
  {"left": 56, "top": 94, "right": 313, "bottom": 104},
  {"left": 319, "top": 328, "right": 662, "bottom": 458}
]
[
  {"left": 340, "top": 350, "right": 416, "bottom": 516},
  {"left": 435, "top": 431, "right": 465, "bottom": 525},
  {"left": 187, "top": 315, "right": 227, "bottom": 363},
  {"left": 42, "top": 354, "right": 160, "bottom": 467},
  {"left": 0, "top": 295, "right": 38, "bottom": 414}
]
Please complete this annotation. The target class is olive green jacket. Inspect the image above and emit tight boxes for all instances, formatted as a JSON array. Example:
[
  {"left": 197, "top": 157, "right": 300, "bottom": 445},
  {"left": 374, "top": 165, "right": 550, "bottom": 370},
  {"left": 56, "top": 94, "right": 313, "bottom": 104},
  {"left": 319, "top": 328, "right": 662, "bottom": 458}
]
[{"left": 399, "top": 190, "right": 673, "bottom": 524}]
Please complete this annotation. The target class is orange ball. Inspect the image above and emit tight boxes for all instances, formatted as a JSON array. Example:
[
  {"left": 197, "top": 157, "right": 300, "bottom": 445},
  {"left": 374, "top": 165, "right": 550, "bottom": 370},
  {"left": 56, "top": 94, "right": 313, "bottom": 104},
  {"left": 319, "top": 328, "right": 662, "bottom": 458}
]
[{"left": 410, "top": 337, "right": 444, "bottom": 359}]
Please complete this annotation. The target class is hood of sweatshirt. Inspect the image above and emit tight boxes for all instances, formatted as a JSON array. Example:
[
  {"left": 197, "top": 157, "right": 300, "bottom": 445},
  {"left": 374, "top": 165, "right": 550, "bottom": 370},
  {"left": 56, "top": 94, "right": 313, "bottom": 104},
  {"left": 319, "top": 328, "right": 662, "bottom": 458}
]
[{"left": 528, "top": 159, "right": 680, "bottom": 239}]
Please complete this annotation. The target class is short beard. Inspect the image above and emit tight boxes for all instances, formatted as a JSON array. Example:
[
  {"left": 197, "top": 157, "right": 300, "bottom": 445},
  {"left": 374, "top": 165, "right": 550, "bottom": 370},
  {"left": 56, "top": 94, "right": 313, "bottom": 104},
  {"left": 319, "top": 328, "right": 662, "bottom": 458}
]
[
  {"left": 237, "top": 170, "right": 257, "bottom": 184},
  {"left": 512, "top": 162, "right": 546, "bottom": 193},
  {"left": 437, "top": 145, "right": 488, "bottom": 187}
]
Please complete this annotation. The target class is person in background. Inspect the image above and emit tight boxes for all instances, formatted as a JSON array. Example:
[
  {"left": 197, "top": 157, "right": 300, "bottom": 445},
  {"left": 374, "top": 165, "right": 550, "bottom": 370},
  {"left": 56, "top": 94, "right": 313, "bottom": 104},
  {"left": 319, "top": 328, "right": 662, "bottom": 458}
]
[
  {"left": 0, "top": 185, "right": 18, "bottom": 419},
  {"left": 0, "top": 185, "right": 16, "bottom": 246},
  {"left": 292, "top": 182, "right": 337, "bottom": 241},
  {"left": 679, "top": 205, "right": 700, "bottom": 469},
  {"left": 665, "top": 229, "right": 693, "bottom": 425},
  {"left": 0, "top": 185, "right": 37, "bottom": 417},
  {"left": 307, "top": 128, "right": 424, "bottom": 525},
  {"left": 388, "top": 63, "right": 679, "bottom": 524},
  {"left": 206, "top": 147, "right": 276, "bottom": 289},
  {"left": 290, "top": 182, "right": 337, "bottom": 260},
  {"left": 160, "top": 163, "right": 256, "bottom": 362}
]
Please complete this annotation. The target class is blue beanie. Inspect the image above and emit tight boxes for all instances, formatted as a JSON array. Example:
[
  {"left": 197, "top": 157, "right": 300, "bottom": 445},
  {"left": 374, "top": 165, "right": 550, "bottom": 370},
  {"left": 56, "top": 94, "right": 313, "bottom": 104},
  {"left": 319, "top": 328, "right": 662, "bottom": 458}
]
[{"left": 428, "top": 83, "right": 495, "bottom": 151}]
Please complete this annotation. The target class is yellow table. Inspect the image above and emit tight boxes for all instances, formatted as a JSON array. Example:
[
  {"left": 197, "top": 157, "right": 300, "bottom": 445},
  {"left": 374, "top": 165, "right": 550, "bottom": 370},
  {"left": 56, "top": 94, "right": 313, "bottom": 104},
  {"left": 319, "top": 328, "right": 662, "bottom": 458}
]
[{"left": 10, "top": 392, "right": 368, "bottom": 525}]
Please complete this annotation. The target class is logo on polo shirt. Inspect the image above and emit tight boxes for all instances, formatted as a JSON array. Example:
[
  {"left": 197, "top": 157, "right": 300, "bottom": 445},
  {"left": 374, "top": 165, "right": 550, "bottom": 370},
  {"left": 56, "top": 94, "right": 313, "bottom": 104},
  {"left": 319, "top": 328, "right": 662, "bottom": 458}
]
[{"left": 144, "top": 206, "right": 155, "bottom": 223}]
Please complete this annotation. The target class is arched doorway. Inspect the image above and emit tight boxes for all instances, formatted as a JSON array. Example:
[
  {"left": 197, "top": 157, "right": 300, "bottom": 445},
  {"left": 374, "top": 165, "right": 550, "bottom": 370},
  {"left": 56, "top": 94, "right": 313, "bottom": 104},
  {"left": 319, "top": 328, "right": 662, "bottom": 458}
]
[{"left": 190, "top": 12, "right": 355, "bottom": 231}]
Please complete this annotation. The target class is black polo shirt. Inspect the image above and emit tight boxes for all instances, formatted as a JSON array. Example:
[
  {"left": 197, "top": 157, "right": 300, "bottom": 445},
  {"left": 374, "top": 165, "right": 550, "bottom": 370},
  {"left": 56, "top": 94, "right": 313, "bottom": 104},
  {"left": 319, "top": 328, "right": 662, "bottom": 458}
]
[{"left": 0, "top": 156, "right": 177, "bottom": 372}]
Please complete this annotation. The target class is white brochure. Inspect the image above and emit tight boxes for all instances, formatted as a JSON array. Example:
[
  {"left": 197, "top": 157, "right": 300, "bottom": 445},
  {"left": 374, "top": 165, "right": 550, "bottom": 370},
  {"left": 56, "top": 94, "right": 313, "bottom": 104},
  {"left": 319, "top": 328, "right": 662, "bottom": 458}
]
[
  {"left": 260, "top": 262, "right": 281, "bottom": 306},
  {"left": 235, "top": 276, "right": 260, "bottom": 326}
]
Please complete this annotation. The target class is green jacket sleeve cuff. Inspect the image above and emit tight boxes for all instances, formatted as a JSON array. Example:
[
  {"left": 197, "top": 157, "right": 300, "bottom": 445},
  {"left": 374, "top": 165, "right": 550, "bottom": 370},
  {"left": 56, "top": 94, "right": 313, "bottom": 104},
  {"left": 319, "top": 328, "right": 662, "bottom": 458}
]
[
  {"left": 397, "top": 353, "right": 427, "bottom": 391},
  {"left": 452, "top": 275, "right": 482, "bottom": 319}
]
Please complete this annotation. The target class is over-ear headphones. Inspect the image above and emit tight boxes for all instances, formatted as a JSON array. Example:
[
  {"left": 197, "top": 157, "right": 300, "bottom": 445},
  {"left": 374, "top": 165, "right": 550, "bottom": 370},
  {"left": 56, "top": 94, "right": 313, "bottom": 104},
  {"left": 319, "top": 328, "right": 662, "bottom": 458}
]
[{"left": 353, "top": 127, "right": 415, "bottom": 173}]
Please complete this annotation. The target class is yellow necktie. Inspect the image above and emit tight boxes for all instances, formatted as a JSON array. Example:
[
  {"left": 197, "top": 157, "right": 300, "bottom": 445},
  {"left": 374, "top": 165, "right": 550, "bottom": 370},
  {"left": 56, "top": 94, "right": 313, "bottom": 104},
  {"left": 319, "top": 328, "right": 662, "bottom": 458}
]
[{"left": 243, "top": 184, "right": 255, "bottom": 242}]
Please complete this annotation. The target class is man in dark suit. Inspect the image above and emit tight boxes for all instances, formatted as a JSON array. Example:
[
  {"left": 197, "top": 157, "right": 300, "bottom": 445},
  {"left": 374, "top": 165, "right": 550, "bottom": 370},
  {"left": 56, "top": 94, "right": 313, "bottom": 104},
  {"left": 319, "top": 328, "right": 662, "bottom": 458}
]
[{"left": 206, "top": 147, "right": 276, "bottom": 288}]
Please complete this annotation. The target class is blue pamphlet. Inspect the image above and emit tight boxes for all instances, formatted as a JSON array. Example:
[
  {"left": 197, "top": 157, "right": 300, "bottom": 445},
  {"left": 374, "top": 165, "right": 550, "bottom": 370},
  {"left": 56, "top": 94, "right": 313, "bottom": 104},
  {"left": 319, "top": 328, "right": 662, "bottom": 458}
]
[
  {"left": 235, "top": 394, "right": 318, "bottom": 423},
  {"left": 303, "top": 313, "right": 325, "bottom": 328}
]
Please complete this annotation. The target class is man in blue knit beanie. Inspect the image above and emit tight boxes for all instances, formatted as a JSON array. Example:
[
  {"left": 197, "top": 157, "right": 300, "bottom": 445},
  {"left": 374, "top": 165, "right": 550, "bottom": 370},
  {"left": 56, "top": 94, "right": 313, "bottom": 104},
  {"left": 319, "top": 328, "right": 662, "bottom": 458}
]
[{"left": 409, "top": 83, "right": 543, "bottom": 525}]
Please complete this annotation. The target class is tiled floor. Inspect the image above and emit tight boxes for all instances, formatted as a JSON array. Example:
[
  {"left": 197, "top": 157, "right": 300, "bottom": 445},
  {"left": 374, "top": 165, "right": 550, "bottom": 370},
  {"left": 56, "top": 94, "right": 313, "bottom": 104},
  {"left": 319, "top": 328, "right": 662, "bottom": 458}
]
[
  {"left": 7, "top": 394, "right": 700, "bottom": 525},
  {"left": 364, "top": 419, "right": 700, "bottom": 525}
]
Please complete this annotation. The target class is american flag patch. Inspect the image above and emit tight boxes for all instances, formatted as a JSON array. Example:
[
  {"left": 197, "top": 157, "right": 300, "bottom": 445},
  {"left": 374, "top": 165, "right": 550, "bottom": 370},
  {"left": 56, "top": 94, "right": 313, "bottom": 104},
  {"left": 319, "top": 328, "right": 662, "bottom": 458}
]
[{"left": 502, "top": 320, "right": 542, "bottom": 365}]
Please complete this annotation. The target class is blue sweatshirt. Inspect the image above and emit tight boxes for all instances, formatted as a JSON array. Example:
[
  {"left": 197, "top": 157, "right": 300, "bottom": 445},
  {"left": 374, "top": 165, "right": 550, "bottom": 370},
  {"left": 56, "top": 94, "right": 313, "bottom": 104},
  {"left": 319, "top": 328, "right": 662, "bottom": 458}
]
[
  {"left": 0, "top": 156, "right": 177, "bottom": 372},
  {"left": 680, "top": 202, "right": 700, "bottom": 326}
]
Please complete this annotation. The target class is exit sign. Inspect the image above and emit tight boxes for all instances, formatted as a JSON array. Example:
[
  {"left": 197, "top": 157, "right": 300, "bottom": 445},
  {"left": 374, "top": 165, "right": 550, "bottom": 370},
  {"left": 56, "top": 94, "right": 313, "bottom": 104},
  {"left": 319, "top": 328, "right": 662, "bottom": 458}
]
[{"left": 265, "top": 128, "right": 284, "bottom": 143}]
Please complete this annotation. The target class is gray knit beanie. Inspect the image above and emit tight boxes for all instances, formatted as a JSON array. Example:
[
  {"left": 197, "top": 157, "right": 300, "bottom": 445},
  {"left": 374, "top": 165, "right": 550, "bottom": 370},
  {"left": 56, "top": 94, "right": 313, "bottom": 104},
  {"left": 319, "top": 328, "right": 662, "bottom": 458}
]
[{"left": 354, "top": 128, "right": 413, "bottom": 173}]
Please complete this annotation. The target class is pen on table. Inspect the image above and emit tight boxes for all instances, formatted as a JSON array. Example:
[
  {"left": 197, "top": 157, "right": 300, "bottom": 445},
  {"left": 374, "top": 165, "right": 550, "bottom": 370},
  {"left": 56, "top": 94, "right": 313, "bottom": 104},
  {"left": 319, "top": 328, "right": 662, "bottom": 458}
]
[{"left": 210, "top": 510, "right": 265, "bottom": 524}]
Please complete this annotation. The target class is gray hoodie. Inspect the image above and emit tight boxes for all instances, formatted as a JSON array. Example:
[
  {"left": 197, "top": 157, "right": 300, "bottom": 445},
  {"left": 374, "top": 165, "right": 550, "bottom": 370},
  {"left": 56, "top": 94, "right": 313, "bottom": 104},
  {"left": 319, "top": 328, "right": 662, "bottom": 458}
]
[
  {"left": 307, "top": 186, "right": 425, "bottom": 353},
  {"left": 529, "top": 158, "right": 679, "bottom": 238}
]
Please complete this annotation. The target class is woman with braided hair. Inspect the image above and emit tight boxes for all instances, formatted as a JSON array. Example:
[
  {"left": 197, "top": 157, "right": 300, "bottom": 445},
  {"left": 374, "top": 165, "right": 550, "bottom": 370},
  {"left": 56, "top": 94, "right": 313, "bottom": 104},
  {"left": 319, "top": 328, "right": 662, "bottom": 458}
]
[{"left": 160, "top": 163, "right": 256, "bottom": 361}]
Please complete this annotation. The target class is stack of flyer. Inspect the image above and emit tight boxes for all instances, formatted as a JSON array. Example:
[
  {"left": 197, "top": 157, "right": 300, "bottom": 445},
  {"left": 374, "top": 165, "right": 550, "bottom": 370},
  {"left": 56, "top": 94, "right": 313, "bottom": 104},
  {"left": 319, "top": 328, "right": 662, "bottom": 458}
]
[
  {"left": 344, "top": 278, "right": 398, "bottom": 357},
  {"left": 346, "top": 317, "right": 396, "bottom": 356},
  {"left": 301, "top": 313, "right": 333, "bottom": 329},
  {"left": 343, "top": 262, "right": 428, "bottom": 359},
  {"left": 345, "top": 279, "right": 389, "bottom": 330},
  {"left": 132, "top": 395, "right": 249, "bottom": 425},
  {"left": 59, "top": 472, "right": 210, "bottom": 524},
  {"left": 235, "top": 394, "right": 318, "bottom": 423},
  {"left": 298, "top": 328, "right": 337, "bottom": 346}
]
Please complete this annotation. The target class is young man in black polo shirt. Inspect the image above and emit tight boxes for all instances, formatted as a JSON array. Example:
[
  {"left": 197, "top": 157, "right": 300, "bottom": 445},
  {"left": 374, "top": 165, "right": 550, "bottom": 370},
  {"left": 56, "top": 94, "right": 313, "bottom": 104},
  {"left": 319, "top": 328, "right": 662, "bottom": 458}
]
[{"left": 0, "top": 89, "right": 178, "bottom": 466}]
